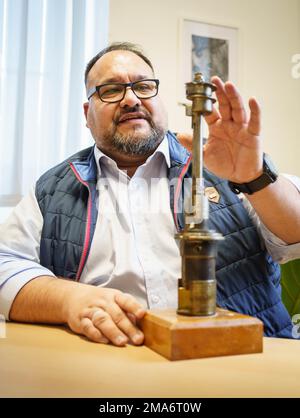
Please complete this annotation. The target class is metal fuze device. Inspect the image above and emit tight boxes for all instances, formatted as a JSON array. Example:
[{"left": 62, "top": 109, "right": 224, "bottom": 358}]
[
  {"left": 177, "top": 72, "right": 223, "bottom": 317},
  {"left": 141, "top": 73, "right": 263, "bottom": 361}
]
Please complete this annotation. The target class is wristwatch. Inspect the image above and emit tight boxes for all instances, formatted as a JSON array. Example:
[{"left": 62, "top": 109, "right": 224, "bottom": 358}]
[{"left": 228, "top": 153, "right": 278, "bottom": 195}]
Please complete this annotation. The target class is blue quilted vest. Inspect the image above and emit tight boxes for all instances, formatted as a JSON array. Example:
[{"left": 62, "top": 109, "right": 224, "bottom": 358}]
[{"left": 36, "top": 131, "right": 293, "bottom": 338}]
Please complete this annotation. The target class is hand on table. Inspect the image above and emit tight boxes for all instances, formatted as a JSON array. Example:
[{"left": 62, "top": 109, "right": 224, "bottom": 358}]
[{"left": 65, "top": 284, "right": 146, "bottom": 346}]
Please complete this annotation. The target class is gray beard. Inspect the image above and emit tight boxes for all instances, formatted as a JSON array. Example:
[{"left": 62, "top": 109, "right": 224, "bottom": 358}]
[{"left": 109, "top": 125, "right": 166, "bottom": 156}]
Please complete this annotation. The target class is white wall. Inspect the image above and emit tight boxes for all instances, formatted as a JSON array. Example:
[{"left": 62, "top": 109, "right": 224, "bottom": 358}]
[{"left": 109, "top": 0, "right": 300, "bottom": 175}]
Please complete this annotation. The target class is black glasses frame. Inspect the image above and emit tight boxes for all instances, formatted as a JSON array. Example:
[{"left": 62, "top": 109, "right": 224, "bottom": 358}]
[{"left": 87, "top": 79, "right": 160, "bottom": 103}]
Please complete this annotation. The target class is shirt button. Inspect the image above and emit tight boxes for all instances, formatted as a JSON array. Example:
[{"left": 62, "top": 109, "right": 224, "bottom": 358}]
[{"left": 152, "top": 295, "right": 160, "bottom": 303}]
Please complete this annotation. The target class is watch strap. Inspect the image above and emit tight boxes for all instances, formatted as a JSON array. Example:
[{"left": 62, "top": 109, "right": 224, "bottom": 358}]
[{"left": 228, "top": 154, "right": 278, "bottom": 195}]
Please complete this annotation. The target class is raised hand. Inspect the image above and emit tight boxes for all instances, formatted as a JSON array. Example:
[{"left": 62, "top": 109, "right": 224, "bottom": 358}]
[{"left": 203, "top": 76, "right": 263, "bottom": 183}]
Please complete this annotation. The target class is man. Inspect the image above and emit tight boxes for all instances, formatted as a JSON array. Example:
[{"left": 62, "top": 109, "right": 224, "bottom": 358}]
[{"left": 0, "top": 42, "right": 300, "bottom": 346}]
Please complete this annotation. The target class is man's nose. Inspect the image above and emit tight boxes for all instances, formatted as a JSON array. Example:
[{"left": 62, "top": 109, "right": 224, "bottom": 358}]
[{"left": 120, "top": 87, "right": 142, "bottom": 108}]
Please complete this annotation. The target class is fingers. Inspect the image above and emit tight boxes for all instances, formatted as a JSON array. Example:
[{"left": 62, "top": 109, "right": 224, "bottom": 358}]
[
  {"left": 127, "top": 312, "right": 137, "bottom": 325},
  {"left": 80, "top": 308, "right": 128, "bottom": 346},
  {"left": 210, "top": 76, "right": 231, "bottom": 121},
  {"left": 224, "top": 81, "right": 247, "bottom": 124},
  {"left": 211, "top": 76, "right": 247, "bottom": 124},
  {"left": 79, "top": 292, "right": 146, "bottom": 347},
  {"left": 103, "top": 299, "right": 144, "bottom": 345},
  {"left": 115, "top": 292, "right": 146, "bottom": 319},
  {"left": 67, "top": 286, "right": 146, "bottom": 347},
  {"left": 204, "top": 105, "right": 221, "bottom": 126},
  {"left": 248, "top": 97, "right": 261, "bottom": 136},
  {"left": 89, "top": 308, "right": 129, "bottom": 346},
  {"left": 80, "top": 317, "right": 109, "bottom": 344}
]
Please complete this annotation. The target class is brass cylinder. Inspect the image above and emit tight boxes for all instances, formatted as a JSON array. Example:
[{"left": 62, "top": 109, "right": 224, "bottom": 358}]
[
  {"left": 177, "top": 230, "right": 222, "bottom": 316},
  {"left": 178, "top": 281, "right": 216, "bottom": 316},
  {"left": 176, "top": 72, "right": 223, "bottom": 317}
]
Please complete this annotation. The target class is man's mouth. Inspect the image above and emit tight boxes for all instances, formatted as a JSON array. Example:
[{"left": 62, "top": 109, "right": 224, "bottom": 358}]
[{"left": 118, "top": 112, "right": 148, "bottom": 124}]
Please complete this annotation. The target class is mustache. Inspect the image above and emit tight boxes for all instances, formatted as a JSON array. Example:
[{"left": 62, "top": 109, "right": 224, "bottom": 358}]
[{"left": 114, "top": 106, "right": 152, "bottom": 125}]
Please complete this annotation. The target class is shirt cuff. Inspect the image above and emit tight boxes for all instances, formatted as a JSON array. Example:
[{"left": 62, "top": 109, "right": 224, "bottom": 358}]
[
  {"left": 0, "top": 268, "right": 56, "bottom": 320},
  {"left": 258, "top": 174, "right": 300, "bottom": 263},
  {"left": 260, "top": 221, "right": 300, "bottom": 264}
]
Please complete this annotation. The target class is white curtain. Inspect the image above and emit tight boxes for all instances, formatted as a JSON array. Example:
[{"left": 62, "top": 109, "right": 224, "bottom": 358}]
[{"left": 0, "top": 0, "right": 109, "bottom": 210}]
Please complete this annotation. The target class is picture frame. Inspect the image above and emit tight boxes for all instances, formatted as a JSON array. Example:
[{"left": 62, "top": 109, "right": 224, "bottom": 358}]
[{"left": 178, "top": 19, "right": 238, "bottom": 103}]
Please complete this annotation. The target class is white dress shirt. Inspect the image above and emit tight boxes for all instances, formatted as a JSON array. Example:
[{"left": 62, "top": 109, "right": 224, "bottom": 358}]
[
  {"left": 1, "top": 136, "right": 300, "bottom": 319},
  {"left": 80, "top": 138, "right": 180, "bottom": 310}
]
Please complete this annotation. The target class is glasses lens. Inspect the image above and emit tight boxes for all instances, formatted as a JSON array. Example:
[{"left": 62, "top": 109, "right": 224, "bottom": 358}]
[
  {"left": 99, "top": 84, "right": 124, "bottom": 102},
  {"left": 133, "top": 80, "right": 158, "bottom": 98},
  {"left": 98, "top": 80, "right": 158, "bottom": 102}
]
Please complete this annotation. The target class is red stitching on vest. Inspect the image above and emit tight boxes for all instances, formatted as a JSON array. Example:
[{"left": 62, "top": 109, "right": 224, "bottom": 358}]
[{"left": 69, "top": 162, "right": 92, "bottom": 281}]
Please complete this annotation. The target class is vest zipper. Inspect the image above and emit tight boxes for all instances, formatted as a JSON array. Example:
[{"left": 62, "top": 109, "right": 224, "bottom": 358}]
[
  {"left": 173, "top": 155, "right": 192, "bottom": 231},
  {"left": 69, "top": 163, "right": 92, "bottom": 281}
]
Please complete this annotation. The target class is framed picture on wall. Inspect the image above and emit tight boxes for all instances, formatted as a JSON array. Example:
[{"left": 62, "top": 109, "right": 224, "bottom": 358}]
[{"left": 178, "top": 19, "right": 238, "bottom": 103}]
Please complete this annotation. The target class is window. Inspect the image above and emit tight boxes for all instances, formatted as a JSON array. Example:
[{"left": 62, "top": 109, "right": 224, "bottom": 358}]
[{"left": 0, "top": 0, "right": 109, "bottom": 220}]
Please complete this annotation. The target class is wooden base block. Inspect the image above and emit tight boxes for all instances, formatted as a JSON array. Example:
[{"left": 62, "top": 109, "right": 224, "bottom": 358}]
[{"left": 140, "top": 308, "right": 263, "bottom": 361}]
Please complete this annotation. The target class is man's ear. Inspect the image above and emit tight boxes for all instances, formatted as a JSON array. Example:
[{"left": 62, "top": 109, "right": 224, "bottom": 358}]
[{"left": 83, "top": 102, "right": 89, "bottom": 127}]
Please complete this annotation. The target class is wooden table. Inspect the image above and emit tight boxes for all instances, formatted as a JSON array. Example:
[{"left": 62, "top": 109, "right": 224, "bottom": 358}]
[{"left": 0, "top": 322, "right": 299, "bottom": 398}]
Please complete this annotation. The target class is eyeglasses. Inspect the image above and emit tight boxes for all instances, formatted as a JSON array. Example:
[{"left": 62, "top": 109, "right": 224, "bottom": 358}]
[{"left": 87, "top": 79, "right": 159, "bottom": 103}]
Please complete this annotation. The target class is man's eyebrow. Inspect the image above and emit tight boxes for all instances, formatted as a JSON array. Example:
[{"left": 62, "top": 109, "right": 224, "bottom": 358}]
[{"left": 98, "top": 75, "right": 152, "bottom": 84}]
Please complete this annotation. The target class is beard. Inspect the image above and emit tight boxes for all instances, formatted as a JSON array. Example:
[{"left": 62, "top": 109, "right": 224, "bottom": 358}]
[
  {"left": 100, "top": 106, "right": 167, "bottom": 156},
  {"left": 111, "top": 125, "right": 166, "bottom": 156}
]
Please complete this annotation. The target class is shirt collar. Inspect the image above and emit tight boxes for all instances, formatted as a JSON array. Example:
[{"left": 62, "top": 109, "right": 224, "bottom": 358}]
[{"left": 93, "top": 134, "right": 171, "bottom": 176}]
